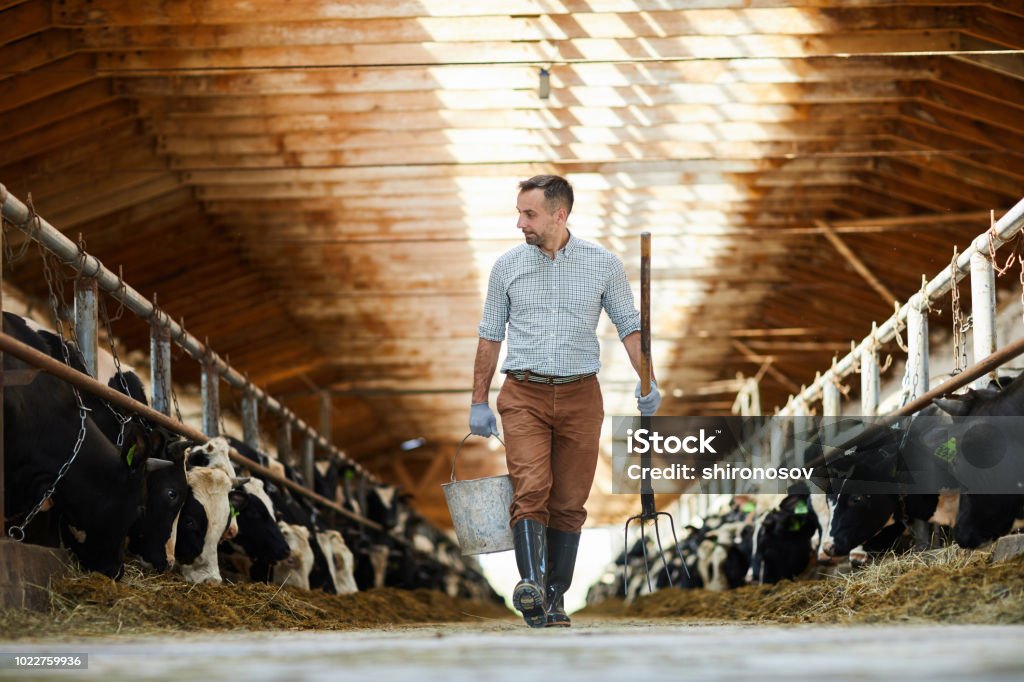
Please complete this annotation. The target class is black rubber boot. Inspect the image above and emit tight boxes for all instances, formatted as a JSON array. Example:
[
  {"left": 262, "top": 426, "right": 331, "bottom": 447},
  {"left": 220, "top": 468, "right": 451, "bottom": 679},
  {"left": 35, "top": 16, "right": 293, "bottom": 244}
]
[
  {"left": 545, "top": 528, "right": 580, "bottom": 627},
  {"left": 512, "top": 519, "right": 547, "bottom": 628}
]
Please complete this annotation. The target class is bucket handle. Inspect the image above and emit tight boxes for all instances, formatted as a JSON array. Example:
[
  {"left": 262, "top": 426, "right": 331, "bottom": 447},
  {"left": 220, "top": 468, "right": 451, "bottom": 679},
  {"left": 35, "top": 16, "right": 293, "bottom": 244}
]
[{"left": 451, "top": 432, "right": 505, "bottom": 482}]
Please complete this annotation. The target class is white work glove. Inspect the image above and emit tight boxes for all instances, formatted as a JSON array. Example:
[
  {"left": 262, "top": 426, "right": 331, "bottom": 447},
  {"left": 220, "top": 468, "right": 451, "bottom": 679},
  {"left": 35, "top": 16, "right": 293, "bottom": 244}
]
[
  {"left": 469, "top": 403, "right": 500, "bottom": 437},
  {"left": 635, "top": 380, "right": 661, "bottom": 417}
]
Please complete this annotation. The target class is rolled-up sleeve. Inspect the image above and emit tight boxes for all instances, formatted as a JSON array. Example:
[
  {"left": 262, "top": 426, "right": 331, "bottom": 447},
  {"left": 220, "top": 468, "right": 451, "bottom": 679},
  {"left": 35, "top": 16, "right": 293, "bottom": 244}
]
[
  {"left": 602, "top": 255, "right": 641, "bottom": 340},
  {"left": 478, "top": 260, "right": 509, "bottom": 342}
]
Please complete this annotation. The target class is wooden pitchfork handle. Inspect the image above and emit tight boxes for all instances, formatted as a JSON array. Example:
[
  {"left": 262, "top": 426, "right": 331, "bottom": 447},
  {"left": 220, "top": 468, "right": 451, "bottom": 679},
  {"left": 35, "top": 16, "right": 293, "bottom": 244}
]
[
  {"left": 639, "top": 233, "right": 656, "bottom": 518},
  {"left": 640, "top": 232, "right": 652, "bottom": 396}
]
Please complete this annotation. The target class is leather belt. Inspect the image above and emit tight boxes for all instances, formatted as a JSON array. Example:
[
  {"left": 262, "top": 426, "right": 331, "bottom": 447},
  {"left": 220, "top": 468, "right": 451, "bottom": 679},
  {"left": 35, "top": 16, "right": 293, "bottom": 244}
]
[{"left": 506, "top": 370, "right": 596, "bottom": 385}]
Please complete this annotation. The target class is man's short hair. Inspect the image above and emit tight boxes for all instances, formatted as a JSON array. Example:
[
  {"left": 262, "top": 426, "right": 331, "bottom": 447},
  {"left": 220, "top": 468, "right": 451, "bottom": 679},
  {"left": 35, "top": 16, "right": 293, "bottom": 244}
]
[{"left": 518, "top": 174, "right": 574, "bottom": 216}]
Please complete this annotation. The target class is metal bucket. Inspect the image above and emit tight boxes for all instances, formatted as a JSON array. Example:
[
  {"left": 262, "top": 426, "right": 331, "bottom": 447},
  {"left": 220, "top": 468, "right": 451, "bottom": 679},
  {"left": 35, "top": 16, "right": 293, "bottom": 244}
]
[{"left": 441, "top": 434, "right": 514, "bottom": 555}]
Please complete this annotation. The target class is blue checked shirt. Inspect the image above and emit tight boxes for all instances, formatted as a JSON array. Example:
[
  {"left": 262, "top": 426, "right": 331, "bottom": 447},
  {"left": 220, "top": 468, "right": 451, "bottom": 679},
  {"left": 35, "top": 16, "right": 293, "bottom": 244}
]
[{"left": 478, "top": 234, "right": 641, "bottom": 376}]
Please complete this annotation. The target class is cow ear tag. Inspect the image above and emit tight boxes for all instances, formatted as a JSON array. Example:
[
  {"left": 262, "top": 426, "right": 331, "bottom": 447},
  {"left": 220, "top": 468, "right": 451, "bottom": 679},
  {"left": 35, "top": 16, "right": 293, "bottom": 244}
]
[
  {"left": 126, "top": 444, "right": 137, "bottom": 467},
  {"left": 344, "top": 469, "right": 356, "bottom": 481},
  {"left": 741, "top": 501, "right": 755, "bottom": 513},
  {"left": 230, "top": 504, "right": 240, "bottom": 519},
  {"left": 794, "top": 501, "right": 808, "bottom": 515},
  {"left": 933, "top": 437, "right": 957, "bottom": 463}
]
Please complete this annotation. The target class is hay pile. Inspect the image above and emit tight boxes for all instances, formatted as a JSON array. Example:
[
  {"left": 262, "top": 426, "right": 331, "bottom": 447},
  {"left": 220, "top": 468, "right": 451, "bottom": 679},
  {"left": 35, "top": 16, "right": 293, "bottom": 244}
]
[
  {"left": 583, "top": 548, "right": 1024, "bottom": 625},
  {"left": 0, "top": 563, "right": 512, "bottom": 640}
]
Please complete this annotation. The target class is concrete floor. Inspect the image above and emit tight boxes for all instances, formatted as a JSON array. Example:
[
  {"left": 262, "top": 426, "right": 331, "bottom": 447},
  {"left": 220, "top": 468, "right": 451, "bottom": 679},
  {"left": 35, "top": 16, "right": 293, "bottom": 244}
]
[{"left": 2, "top": 620, "right": 1023, "bottom": 681}]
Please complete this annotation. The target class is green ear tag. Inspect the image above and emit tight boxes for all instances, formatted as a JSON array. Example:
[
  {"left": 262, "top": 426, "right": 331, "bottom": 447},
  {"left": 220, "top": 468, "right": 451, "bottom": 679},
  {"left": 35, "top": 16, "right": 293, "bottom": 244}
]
[
  {"left": 230, "top": 504, "right": 239, "bottom": 518},
  {"left": 344, "top": 469, "right": 356, "bottom": 481},
  {"left": 933, "top": 437, "right": 957, "bottom": 463},
  {"left": 741, "top": 501, "right": 756, "bottom": 513},
  {"left": 787, "top": 517, "right": 806, "bottom": 532},
  {"left": 126, "top": 444, "right": 137, "bottom": 467},
  {"left": 794, "top": 501, "right": 809, "bottom": 515}
]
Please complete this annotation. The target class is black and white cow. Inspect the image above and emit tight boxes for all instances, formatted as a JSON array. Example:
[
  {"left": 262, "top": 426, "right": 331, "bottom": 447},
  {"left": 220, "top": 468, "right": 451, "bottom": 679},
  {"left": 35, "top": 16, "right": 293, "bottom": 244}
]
[
  {"left": 3, "top": 312, "right": 155, "bottom": 578},
  {"left": 749, "top": 488, "right": 820, "bottom": 584}
]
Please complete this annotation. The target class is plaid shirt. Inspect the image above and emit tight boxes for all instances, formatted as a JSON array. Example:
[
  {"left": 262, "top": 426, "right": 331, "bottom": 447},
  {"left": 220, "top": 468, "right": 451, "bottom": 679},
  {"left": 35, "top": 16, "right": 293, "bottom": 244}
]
[{"left": 478, "top": 234, "right": 641, "bottom": 376}]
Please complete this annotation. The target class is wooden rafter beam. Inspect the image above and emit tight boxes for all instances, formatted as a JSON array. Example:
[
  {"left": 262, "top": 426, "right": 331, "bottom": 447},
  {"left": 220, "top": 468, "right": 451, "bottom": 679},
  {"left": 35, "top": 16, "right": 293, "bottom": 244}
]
[
  {"left": 731, "top": 339, "right": 800, "bottom": 394},
  {"left": 822, "top": 219, "right": 898, "bottom": 307}
]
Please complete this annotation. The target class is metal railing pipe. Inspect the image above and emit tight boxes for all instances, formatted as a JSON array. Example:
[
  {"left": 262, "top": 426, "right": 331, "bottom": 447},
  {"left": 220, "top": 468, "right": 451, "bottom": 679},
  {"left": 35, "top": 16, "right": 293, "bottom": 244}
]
[
  {"left": 0, "top": 329, "right": 383, "bottom": 532},
  {"left": 779, "top": 197, "right": 1024, "bottom": 414},
  {"left": 73, "top": 278, "right": 98, "bottom": 378},
  {"left": 0, "top": 184, "right": 377, "bottom": 484},
  {"left": 970, "top": 250, "right": 997, "bottom": 389}
]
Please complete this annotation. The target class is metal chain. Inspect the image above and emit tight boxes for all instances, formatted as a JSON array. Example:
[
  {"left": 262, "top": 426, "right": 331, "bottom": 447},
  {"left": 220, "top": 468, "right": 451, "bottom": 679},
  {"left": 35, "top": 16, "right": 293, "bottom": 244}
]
[
  {"left": 1019, "top": 245, "right": 1024, "bottom": 328},
  {"left": 987, "top": 211, "right": 1016, "bottom": 276},
  {"left": 10, "top": 229, "right": 92, "bottom": 540},
  {"left": 950, "top": 248, "right": 968, "bottom": 375},
  {"left": 98, "top": 295, "right": 136, "bottom": 446},
  {"left": 892, "top": 300, "right": 909, "bottom": 352},
  {"left": 2, "top": 193, "right": 36, "bottom": 268},
  {"left": 8, "top": 403, "right": 91, "bottom": 541}
]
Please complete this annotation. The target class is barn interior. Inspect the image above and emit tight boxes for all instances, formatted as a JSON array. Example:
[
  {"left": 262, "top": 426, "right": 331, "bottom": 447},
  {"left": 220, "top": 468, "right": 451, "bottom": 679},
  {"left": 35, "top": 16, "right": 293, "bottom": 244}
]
[{"left": 2, "top": 1, "right": 1023, "bottom": 529}]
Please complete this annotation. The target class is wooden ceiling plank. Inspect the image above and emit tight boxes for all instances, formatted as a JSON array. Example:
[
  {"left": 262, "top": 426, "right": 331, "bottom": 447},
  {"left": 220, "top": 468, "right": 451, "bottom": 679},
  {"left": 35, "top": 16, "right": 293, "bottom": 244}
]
[
  {"left": 935, "top": 56, "right": 1024, "bottom": 110},
  {"left": 0, "top": 0, "right": 50, "bottom": 46},
  {"left": 0, "top": 30, "right": 76, "bottom": 83},
  {"left": 70, "top": 8, "right": 967, "bottom": 48},
  {"left": 141, "top": 103, "right": 907, "bottom": 137},
  {"left": 117, "top": 76, "right": 909, "bottom": 103},
  {"left": 896, "top": 106, "right": 1024, "bottom": 158},
  {"left": 52, "top": 1, "right": 975, "bottom": 25},
  {"left": 10, "top": 146, "right": 169, "bottom": 203},
  {"left": 191, "top": 177, "right": 855, "bottom": 202},
  {"left": 43, "top": 176, "right": 184, "bottom": 228},
  {"left": 184, "top": 162, "right": 866, "bottom": 188},
  {"left": 0, "top": 123, "right": 150, "bottom": 179},
  {"left": 160, "top": 136, "right": 896, "bottom": 169},
  {"left": 30, "top": 170, "right": 170, "bottom": 218},
  {"left": 0, "top": 80, "right": 120, "bottom": 143},
  {"left": 91, "top": 32, "right": 964, "bottom": 70},
  {"left": 874, "top": 156, "right": 1019, "bottom": 207},
  {"left": 965, "top": 6, "right": 1024, "bottom": 49},
  {"left": 155, "top": 118, "right": 892, "bottom": 155},
  {"left": 0, "top": 100, "right": 138, "bottom": 166},
  {"left": 0, "top": 52, "right": 95, "bottom": 112},
  {"left": 132, "top": 92, "right": 913, "bottom": 119}
]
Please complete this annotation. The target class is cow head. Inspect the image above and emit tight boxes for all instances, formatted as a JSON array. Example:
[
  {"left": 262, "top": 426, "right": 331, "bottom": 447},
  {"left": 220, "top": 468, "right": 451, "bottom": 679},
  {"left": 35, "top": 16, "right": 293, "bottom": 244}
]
[
  {"left": 178, "top": 467, "right": 235, "bottom": 584},
  {"left": 228, "top": 479, "right": 291, "bottom": 564},
  {"left": 128, "top": 446, "right": 188, "bottom": 571},
  {"left": 57, "top": 422, "right": 153, "bottom": 579},
  {"left": 822, "top": 492, "right": 898, "bottom": 557}
]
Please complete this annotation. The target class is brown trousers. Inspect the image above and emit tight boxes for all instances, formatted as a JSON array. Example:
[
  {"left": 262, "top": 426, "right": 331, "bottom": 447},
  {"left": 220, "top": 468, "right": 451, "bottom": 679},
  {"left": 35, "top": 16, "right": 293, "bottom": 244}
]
[{"left": 496, "top": 374, "right": 604, "bottom": 533}]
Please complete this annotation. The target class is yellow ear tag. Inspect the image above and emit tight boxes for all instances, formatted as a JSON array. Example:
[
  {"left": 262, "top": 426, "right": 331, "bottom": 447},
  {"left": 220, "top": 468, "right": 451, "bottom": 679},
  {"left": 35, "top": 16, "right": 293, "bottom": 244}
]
[{"left": 126, "top": 444, "right": 137, "bottom": 467}]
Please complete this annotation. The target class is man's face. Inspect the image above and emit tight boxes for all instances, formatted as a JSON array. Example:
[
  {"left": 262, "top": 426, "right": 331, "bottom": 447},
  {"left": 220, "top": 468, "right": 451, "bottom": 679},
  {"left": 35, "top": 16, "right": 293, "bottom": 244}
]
[{"left": 516, "top": 188, "right": 564, "bottom": 248}]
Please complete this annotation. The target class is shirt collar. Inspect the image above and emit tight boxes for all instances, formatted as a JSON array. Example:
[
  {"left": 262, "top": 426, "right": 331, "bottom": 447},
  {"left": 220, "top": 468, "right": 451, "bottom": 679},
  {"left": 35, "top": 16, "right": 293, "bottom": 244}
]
[{"left": 533, "top": 231, "right": 576, "bottom": 260}]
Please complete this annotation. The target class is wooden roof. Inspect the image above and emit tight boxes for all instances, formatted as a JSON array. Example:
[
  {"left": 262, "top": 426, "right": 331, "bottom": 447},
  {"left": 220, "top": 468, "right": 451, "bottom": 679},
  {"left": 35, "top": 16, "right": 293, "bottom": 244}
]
[{"left": 2, "top": 1, "right": 1023, "bottom": 526}]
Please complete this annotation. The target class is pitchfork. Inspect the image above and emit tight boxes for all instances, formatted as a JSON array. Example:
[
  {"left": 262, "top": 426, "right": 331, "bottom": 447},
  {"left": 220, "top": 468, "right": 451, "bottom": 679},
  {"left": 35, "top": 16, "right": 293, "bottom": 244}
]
[{"left": 623, "top": 232, "right": 689, "bottom": 597}]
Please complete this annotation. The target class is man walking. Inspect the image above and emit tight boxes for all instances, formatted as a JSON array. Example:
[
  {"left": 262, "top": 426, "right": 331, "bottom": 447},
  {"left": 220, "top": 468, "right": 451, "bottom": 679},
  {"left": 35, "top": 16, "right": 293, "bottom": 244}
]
[{"left": 469, "top": 174, "right": 661, "bottom": 628}]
